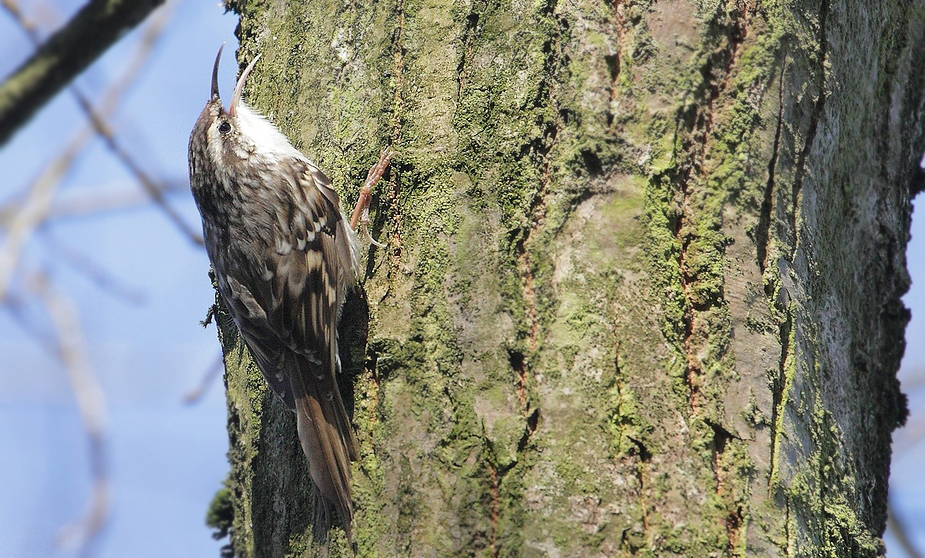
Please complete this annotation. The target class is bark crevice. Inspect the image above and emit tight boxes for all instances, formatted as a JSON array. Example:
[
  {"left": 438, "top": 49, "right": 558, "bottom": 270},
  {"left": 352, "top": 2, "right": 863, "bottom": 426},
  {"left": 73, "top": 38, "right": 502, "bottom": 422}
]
[{"left": 756, "top": 57, "right": 786, "bottom": 274}]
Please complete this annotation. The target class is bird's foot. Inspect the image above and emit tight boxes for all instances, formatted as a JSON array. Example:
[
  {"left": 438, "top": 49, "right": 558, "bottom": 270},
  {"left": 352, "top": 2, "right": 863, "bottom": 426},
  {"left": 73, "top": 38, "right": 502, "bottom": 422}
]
[{"left": 350, "top": 147, "right": 395, "bottom": 248}]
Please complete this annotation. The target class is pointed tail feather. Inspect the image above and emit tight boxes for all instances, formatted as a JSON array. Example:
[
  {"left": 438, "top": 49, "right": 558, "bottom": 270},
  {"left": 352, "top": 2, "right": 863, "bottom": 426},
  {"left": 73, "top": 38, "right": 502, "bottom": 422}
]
[{"left": 289, "top": 358, "right": 359, "bottom": 541}]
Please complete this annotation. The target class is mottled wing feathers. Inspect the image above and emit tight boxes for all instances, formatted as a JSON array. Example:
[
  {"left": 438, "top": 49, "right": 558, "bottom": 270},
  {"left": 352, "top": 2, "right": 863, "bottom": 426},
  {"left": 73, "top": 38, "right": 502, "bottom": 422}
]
[
  {"left": 261, "top": 162, "right": 360, "bottom": 534},
  {"left": 219, "top": 161, "right": 355, "bottom": 397},
  {"left": 222, "top": 274, "right": 295, "bottom": 408},
  {"left": 305, "top": 164, "right": 361, "bottom": 305},
  {"left": 262, "top": 164, "right": 357, "bottom": 366}
]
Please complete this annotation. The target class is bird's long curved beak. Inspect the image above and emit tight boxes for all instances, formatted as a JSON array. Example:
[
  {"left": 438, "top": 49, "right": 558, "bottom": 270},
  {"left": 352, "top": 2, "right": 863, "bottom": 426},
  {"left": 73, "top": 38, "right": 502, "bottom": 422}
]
[
  {"left": 229, "top": 54, "right": 261, "bottom": 118},
  {"left": 211, "top": 43, "right": 225, "bottom": 102}
]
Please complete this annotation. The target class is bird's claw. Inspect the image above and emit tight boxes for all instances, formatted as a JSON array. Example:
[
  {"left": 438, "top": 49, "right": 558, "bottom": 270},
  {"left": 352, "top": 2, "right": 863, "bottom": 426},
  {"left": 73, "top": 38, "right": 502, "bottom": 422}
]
[{"left": 350, "top": 147, "right": 395, "bottom": 247}]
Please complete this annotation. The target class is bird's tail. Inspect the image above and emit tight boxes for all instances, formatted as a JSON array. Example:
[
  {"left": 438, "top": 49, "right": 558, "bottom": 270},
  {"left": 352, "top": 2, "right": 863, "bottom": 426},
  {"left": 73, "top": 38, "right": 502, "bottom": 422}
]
[{"left": 289, "top": 357, "right": 359, "bottom": 542}]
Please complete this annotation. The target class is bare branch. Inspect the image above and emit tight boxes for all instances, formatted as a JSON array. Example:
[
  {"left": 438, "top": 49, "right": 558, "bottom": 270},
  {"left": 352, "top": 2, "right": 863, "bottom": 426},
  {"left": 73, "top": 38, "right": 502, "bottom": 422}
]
[
  {"left": 0, "top": 0, "right": 166, "bottom": 145},
  {"left": 2, "top": 1, "right": 203, "bottom": 246},
  {"left": 0, "top": 125, "right": 85, "bottom": 303},
  {"left": 2, "top": 291, "right": 55, "bottom": 347},
  {"left": 30, "top": 273, "right": 110, "bottom": 557},
  {"left": 39, "top": 230, "right": 146, "bottom": 304},
  {"left": 66, "top": 2, "right": 203, "bottom": 246},
  {"left": 0, "top": 11, "right": 178, "bottom": 303},
  {"left": 2, "top": 0, "right": 51, "bottom": 44},
  {"left": 0, "top": 179, "right": 188, "bottom": 224}
]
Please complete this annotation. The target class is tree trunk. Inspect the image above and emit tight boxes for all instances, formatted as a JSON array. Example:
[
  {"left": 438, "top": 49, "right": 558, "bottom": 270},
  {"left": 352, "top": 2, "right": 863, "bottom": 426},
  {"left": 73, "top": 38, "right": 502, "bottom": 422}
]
[{"left": 207, "top": 1, "right": 925, "bottom": 556}]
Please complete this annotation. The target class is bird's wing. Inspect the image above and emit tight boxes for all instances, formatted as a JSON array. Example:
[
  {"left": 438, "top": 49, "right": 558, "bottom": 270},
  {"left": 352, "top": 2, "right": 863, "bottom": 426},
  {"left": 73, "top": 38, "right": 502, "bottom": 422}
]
[
  {"left": 221, "top": 161, "right": 360, "bottom": 535},
  {"left": 221, "top": 162, "right": 358, "bottom": 401}
]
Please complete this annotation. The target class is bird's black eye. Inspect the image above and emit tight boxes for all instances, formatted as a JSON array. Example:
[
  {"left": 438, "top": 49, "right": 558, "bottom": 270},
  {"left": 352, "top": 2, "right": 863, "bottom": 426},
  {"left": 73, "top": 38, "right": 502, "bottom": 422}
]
[{"left": 219, "top": 121, "right": 231, "bottom": 134}]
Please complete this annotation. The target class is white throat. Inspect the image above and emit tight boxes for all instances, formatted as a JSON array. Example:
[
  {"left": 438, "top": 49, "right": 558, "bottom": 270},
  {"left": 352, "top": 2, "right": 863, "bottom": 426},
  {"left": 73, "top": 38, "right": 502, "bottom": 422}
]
[{"left": 234, "top": 102, "right": 307, "bottom": 164}]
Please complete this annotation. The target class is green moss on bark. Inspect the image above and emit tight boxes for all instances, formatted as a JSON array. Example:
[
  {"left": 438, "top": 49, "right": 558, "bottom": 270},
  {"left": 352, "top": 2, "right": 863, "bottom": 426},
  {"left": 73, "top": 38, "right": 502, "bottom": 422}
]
[{"left": 208, "top": 0, "right": 923, "bottom": 556}]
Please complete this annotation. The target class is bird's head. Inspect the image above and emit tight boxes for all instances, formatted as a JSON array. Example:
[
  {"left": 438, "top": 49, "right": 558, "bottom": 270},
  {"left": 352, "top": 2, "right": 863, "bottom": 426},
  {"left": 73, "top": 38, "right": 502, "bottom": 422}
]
[
  {"left": 189, "top": 43, "right": 304, "bottom": 188},
  {"left": 189, "top": 43, "right": 260, "bottom": 167}
]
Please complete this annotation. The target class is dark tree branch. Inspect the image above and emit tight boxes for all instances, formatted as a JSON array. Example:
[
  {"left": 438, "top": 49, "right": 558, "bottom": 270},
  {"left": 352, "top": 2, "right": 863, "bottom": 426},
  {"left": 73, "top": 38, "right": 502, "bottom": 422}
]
[
  {"left": 0, "top": 7, "right": 173, "bottom": 303},
  {"left": 2, "top": 1, "right": 203, "bottom": 246},
  {"left": 0, "top": 0, "right": 165, "bottom": 146}
]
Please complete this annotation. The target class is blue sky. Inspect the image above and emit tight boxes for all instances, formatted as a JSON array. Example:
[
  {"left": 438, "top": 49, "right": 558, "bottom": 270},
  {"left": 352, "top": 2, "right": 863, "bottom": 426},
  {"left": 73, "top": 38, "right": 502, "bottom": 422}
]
[
  {"left": 889, "top": 193, "right": 925, "bottom": 557},
  {"left": 0, "top": 1, "right": 235, "bottom": 556},
  {"left": 0, "top": 1, "right": 922, "bottom": 557}
]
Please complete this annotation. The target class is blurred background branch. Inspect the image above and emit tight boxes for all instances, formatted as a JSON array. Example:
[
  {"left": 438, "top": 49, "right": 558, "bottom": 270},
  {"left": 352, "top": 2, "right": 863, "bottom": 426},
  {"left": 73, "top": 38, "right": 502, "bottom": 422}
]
[
  {"left": 1, "top": 0, "right": 203, "bottom": 246},
  {"left": 890, "top": 499, "right": 925, "bottom": 558},
  {"left": 0, "top": 4, "right": 170, "bottom": 302},
  {"left": 0, "top": 2, "right": 214, "bottom": 556},
  {"left": 31, "top": 272, "right": 109, "bottom": 557},
  {"left": 0, "top": 0, "right": 165, "bottom": 146}
]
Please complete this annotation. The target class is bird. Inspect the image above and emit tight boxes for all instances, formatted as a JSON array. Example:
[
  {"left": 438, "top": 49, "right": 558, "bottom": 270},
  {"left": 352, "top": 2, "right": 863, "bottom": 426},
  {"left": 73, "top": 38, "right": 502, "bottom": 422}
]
[{"left": 188, "top": 43, "right": 393, "bottom": 542}]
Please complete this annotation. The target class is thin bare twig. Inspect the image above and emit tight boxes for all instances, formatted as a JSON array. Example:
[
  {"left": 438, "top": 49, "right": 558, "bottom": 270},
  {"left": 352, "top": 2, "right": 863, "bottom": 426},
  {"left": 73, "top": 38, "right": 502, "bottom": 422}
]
[
  {"left": 0, "top": 0, "right": 166, "bottom": 145},
  {"left": 2, "top": 0, "right": 50, "bottom": 44},
  {"left": 30, "top": 273, "right": 110, "bottom": 558},
  {"left": 183, "top": 352, "right": 225, "bottom": 404},
  {"left": 0, "top": 126, "right": 85, "bottom": 303},
  {"left": 888, "top": 499, "right": 924, "bottom": 558},
  {"left": 0, "top": 9, "right": 177, "bottom": 303},
  {"left": 3, "top": 291, "right": 55, "bottom": 347},
  {"left": 39, "top": 230, "right": 146, "bottom": 304},
  {"left": 0, "top": 179, "right": 188, "bottom": 224}
]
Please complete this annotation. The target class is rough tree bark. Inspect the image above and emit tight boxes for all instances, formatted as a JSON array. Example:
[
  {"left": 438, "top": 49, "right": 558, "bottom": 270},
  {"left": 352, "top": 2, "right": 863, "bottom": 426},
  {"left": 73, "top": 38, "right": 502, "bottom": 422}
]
[{"left": 204, "top": 1, "right": 925, "bottom": 556}]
